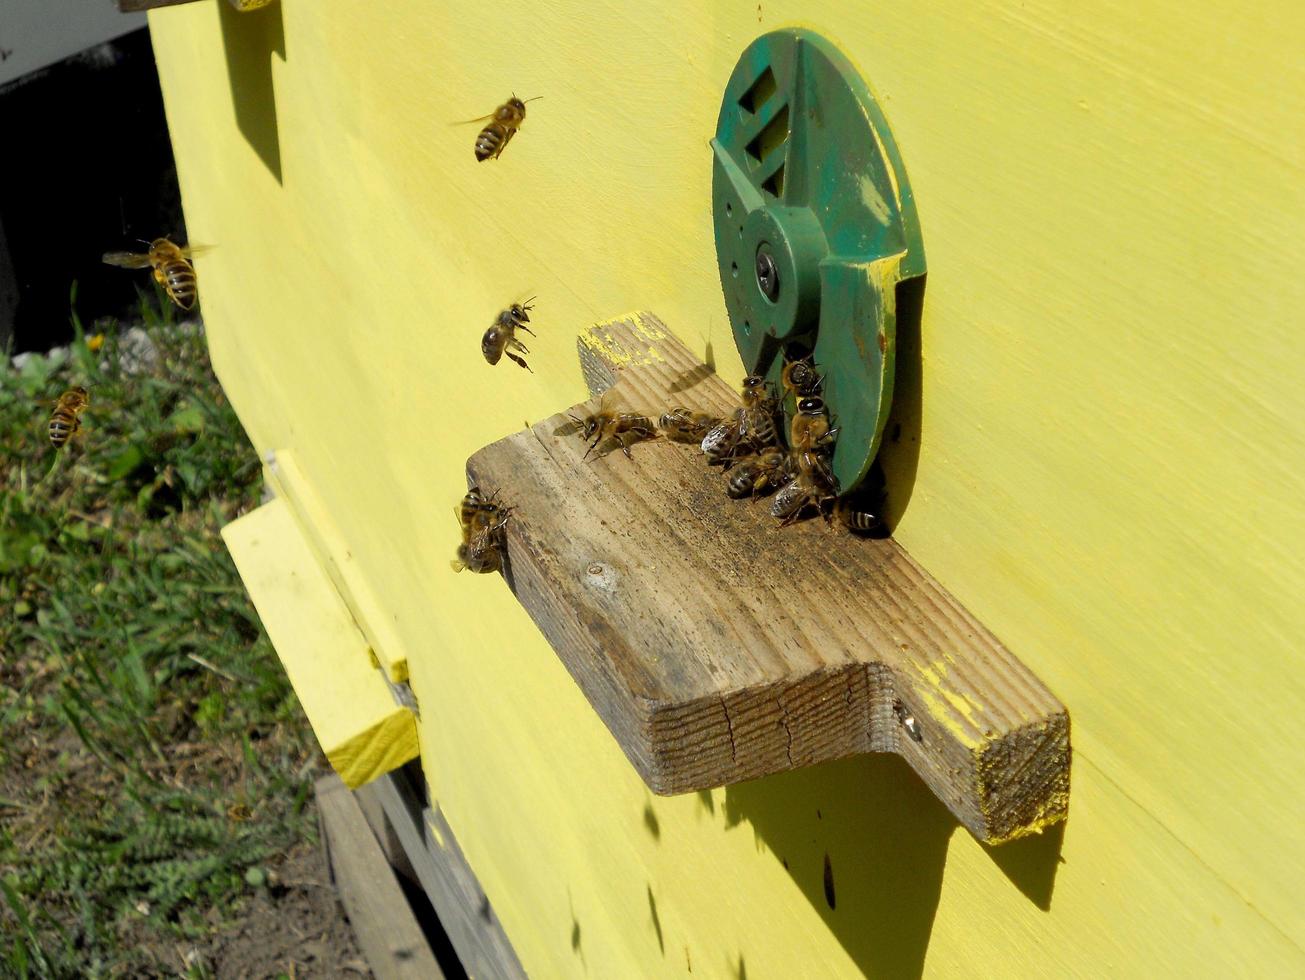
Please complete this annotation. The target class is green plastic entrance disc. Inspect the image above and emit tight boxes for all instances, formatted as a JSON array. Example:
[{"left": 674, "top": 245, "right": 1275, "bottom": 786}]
[{"left": 711, "top": 29, "right": 925, "bottom": 494}]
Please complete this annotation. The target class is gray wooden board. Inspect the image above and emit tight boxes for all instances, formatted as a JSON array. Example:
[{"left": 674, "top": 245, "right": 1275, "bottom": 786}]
[
  {"left": 368, "top": 769, "right": 528, "bottom": 980},
  {"left": 316, "top": 774, "right": 443, "bottom": 980},
  {"left": 466, "top": 313, "right": 1070, "bottom": 844}
]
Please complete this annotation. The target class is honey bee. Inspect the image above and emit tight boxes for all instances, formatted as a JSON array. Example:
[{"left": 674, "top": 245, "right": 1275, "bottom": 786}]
[
  {"left": 482, "top": 298, "right": 536, "bottom": 371},
  {"left": 456, "top": 486, "right": 502, "bottom": 528},
  {"left": 102, "top": 238, "right": 208, "bottom": 310},
  {"left": 569, "top": 390, "right": 658, "bottom": 460},
  {"left": 770, "top": 468, "right": 838, "bottom": 526},
  {"left": 460, "top": 95, "right": 542, "bottom": 162},
  {"left": 789, "top": 395, "right": 838, "bottom": 451},
  {"left": 704, "top": 376, "right": 778, "bottom": 466},
  {"left": 770, "top": 397, "right": 842, "bottom": 524},
  {"left": 834, "top": 498, "right": 884, "bottom": 534},
  {"left": 658, "top": 407, "right": 722, "bottom": 443},
  {"left": 701, "top": 417, "right": 740, "bottom": 464},
  {"left": 725, "top": 446, "right": 789, "bottom": 498},
  {"left": 48, "top": 386, "right": 89, "bottom": 449},
  {"left": 452, "top": 490, "right": 512, "bottom": 574},
  {"left": 737, "top": 377, "right": 779, "bottom": 452},
  {"left": 781, "top": 356, "right": 822, "bottom": 399},
  {"left": 769, "top": 477, "right": 810, "bottom": 523}
]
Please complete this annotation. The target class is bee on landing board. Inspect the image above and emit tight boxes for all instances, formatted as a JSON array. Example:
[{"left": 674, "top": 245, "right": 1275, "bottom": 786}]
[
  {"left": 833, "top": 497, "right": 884, "bottom": 534},
  {"left": 658, "top": 407, "right": 722, "bottom": 443},
  {"left": 458, "top": 95, "right": 541, "bottom": 162},
  {"left": 780, "top": 356, "right": 822, "bottom": 399},
  {"left": 788, "top": 396, "right": 837, "bottom": 451},
  {"left": 736, "top": 375, "right": 780, "bottom": 454},
  {"left": 457, "top": 486, "right": 501, "bottom": 529},
  {"left": 102, "top": 238, "right": 209, "bottom": 310},
  {"left": 726, "top": 446, "right": 789, "bottom": 499},
  {"left": 569, "top": 390, "right": 658, "bottom": 461},
  {"left": 770, "top": 396, "right": 840, "bottom": 525},
  {"left": 452, "top": 487, "right": 512, "bottom": 574},
  {"left": 482, "top": 298, "right": 536, "bottom": 371},
  {"left": 48, "top": 386, "right": 89, "bottom": 449},
  {"left": 704, "top": 375, "right": 778, "bottom": 467}
]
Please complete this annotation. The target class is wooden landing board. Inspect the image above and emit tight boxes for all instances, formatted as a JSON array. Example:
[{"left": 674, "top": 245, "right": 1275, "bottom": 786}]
[
  {"left": 317, "top": 774, "right": 443, "bottom": 980},
  {"left": 467, "top": 313, "right": 1070, "bottom": 844},
  {"left": 223, "top": 499, "right": 419, "bottom": 788}
]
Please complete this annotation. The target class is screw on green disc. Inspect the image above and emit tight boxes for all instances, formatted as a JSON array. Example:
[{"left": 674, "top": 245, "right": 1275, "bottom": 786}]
[{"left": 711, "top": 29, "right": 925, "bottom": 494}]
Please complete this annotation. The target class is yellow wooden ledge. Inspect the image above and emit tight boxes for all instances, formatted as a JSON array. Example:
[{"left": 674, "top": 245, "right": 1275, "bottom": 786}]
[
  {"left": 222, "top": 498, "right": 418, "bottom": 788},
  {"left": 262, "top": 449, "right": 409, "bottom": 683}
]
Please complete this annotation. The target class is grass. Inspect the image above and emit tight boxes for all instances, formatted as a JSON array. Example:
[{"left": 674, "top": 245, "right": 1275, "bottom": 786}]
[{"left": 0, "top": 289, "right": 321, "bottom": 977}]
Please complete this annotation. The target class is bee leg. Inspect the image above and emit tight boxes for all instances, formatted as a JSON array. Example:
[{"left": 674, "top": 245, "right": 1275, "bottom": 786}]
[
  {"left": 505, "top": 351, "right": 533, "bottom": 372},
  {"left": 779, "top": 496, "right": 812, "bottom": 527},
  {"left": 493, "top": 128, "right": 517, "bottom": 159},
  {"left": 510, "top": 338, "right": 530, "bottom": 354},
  {"left": 516, "top": 324, "right": 536, "bottom": 337}
]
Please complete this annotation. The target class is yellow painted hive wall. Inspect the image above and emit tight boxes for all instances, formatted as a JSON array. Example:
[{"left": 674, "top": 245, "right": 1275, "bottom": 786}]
[{"left": 147, "top": 1, "right": 1305, "bottom": 975}]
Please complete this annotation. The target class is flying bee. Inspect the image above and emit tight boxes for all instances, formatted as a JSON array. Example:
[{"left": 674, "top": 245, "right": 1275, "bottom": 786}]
[
  {"left": 781, "top": 356, "right": 822, "bottom": 398},
  {"left": 568, "top": 390, "right": 657, "bottom": 460},
  {"left": 458, "top": 95, "right": 542, "bottom": 162},
  {"left": 658, "top": 407, "right": 721, "bottom": 443},
  {"left": 482, "top": 298, "right": 536, "bottom": 371},
  {"left": 725, "top": 446, "right": 788, "bottom": 499},
  {"left": 48, "top": 386, "right": 89, "bottom": 449},
  {"left": 102, "top": 238, "right": 208, "bottom": 310}
]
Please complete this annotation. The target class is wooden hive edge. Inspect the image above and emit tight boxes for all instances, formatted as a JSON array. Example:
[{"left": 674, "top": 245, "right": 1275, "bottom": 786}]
[{"left": 465, "top": 311, "right": 1071, "bottom": 843}]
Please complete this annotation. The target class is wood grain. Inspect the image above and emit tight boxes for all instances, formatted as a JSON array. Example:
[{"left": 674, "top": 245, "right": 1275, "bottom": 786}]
[
  {"left": 468, "top": 313, "right": 1069, "bottom": 844},
  {"left": 367, "top": 770, "right": 528, "bottom": 980},
  {"left": 317, "top": 774, "right": 443, "bottom": 980}
]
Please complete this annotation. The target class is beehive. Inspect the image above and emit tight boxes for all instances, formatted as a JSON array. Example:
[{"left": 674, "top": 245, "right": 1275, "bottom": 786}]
[{"left": 151, "top": 2, "right": 1305, "bottom": 974}]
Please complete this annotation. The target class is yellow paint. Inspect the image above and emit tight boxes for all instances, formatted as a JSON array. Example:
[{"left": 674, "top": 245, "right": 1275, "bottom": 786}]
[
  {"left": 857, "top": 174, "right": 892, "bottom": 226},
  {"left": 222, "top": 499, "right": 418, "bottom": 788},
  {"left": 151, "top": 0, "right": 1305, "bottom": 972},
  {"left": 263, "top": 449, "right": 408, "bottom": 682},
  {"left": 916, "top": 660, "right": 982, "bottom": 726},
  {"left": 580, "top": 311, "right": 670, "bottom": 368}
]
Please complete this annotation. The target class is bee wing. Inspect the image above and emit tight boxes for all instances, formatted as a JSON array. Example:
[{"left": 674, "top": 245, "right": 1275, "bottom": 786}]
[
  {"left": 178, "top": 244, "right": 214, "bottom": 259},
  {"left": 450, "top": 113, "right": 496, "bottom": 126},
  {"left": 598, "top": 387, "right": 654, "bottom": 420},
  {"left": 102, "top": 251, "right": 152, "bottom": 269}
]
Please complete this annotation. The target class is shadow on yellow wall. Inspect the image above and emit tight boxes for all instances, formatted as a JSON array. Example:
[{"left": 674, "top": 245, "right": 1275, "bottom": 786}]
[
  {"left": 878, "top": 275, "right": 925, "bottom": 532},
  {"left": 218, "top": 0, "right": 285, "bottom": 184},
  {"left": 721, "top": 752, "right": 1063, "bottom": 977}
]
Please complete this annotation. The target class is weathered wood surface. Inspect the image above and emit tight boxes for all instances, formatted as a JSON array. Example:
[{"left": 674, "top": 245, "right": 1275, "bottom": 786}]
[
  {"left": 317, "top": 774, "right": 443, "bottom": 980},
  {"left": 467, "top": 313, "right": 1069, "bottom": 844},
  {"left": 368, "top": 769, "right": 527, "bottom": 980}
]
